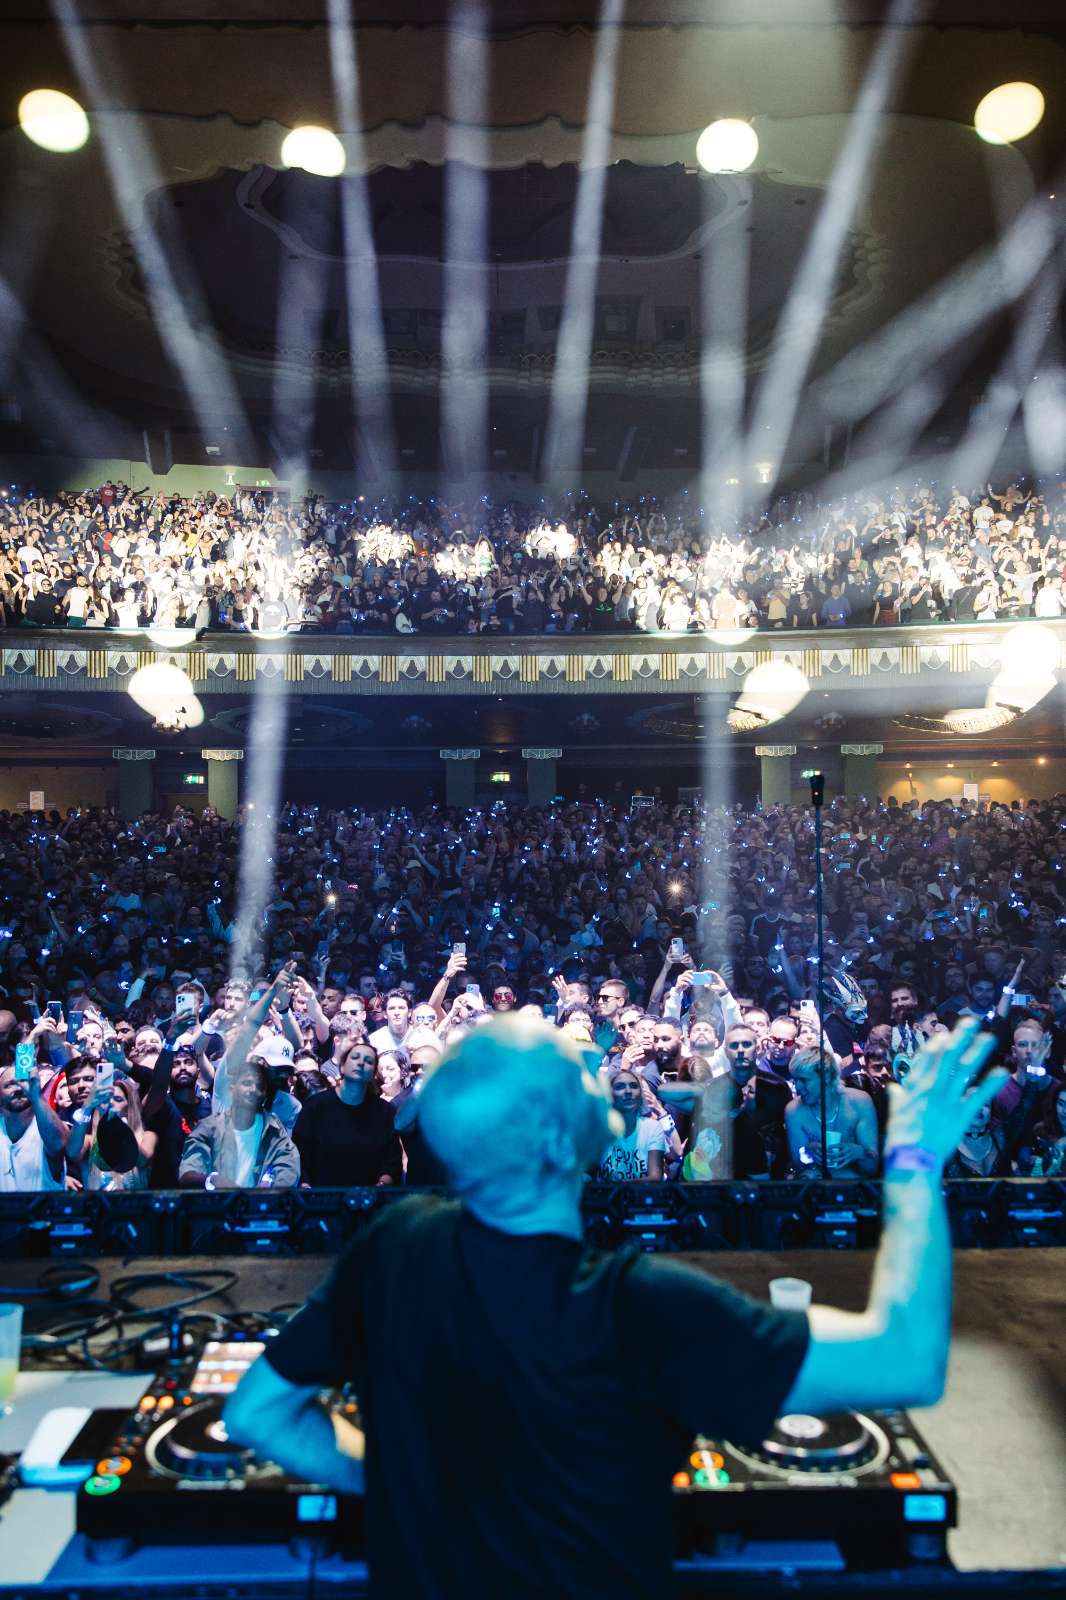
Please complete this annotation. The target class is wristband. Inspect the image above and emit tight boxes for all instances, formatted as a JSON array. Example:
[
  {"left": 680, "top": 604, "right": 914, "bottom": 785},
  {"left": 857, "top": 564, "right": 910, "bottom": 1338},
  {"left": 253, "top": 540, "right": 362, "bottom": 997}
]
[
  {"left": 204, "top": 1171, "right": 218, "bottom": 1192},
  {"left": 884, "top": 1144, "right": 939, "bottom": 1176},
  {"left": 72, "top": 1107, "right": 92, "bottom": 1126},
  {"left": 1002, "top": 985, "right": 1015, "bottom": 995}
]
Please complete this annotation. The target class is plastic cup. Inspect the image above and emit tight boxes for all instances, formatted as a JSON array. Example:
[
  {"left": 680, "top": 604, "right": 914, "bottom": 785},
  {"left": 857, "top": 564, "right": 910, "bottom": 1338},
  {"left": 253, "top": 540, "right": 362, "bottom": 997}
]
[
  {"left": 769, "top": 1277, "right": 813, "bottom": 1312},
  {"left": 0, "top": 1303, "right": 23, "bottom": 1411}
]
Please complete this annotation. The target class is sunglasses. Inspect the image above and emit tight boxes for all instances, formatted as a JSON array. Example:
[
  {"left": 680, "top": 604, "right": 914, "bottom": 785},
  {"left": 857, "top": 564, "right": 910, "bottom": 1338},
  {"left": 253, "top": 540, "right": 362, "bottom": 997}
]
[{"left": 726, "top": 1040, "right": 755, "bottom": 1050}]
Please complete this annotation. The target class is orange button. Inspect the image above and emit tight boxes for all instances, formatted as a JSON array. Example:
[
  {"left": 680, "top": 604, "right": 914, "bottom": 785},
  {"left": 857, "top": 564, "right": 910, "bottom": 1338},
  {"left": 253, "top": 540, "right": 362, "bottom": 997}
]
[
  {"left": 673, "top": 1472, "right": 691, "bottom": 1488},
  {"left": 708, "top": 1451, "right": 724, "bottom": 1470},
  {"left": 139, "top": 1396, "right": 156, "bottom": 1410},
  {"left": 688, "top": 1451, "right": 704, "bottom": 1469},
  {"left": 97, "top": 1455, "right": 132, "bottom": 1476},
  {"left": 156, "top": 1395, "right": 175, "bottom": 1411},
  {"left": 182, "top": 1395, "right": 194, "bottom": 1405},
  {"left": 891, "top": 1472, "right": 921, "bottom": 1490}
]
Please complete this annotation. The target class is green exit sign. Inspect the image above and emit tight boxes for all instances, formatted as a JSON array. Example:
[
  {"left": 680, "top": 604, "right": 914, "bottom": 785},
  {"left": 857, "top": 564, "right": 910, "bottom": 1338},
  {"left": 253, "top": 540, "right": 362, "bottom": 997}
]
[{"left": 182, "top": 773, "right": 206, "bottom": 786}]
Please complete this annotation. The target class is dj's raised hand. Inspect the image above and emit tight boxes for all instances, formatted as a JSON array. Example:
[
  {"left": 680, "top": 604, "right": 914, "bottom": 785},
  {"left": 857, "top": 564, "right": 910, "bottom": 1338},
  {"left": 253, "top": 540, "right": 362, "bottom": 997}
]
[{"left": 884, "top": 1017, "right": 1007, "bottom": 1170}]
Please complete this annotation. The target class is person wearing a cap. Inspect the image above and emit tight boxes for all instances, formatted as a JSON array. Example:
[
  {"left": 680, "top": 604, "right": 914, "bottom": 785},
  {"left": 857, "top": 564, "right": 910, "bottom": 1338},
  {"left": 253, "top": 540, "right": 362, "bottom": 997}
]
[{"left": 252, "top": 1034, "right": 302, "bottom": 1135}]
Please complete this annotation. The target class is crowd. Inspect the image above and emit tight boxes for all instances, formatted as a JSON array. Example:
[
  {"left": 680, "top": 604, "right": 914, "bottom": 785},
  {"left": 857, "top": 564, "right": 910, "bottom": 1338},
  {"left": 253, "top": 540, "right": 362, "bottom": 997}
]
[
  {"left": 2, "top": 792, "right": 1065, "bottom": 1192},
  {"left": 1, "top": 475, "right": 1064, "bottom": 636}
]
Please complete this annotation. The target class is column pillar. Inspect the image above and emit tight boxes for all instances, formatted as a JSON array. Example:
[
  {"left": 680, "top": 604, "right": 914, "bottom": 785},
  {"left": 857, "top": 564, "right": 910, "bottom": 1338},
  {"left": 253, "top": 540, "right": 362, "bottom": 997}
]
[
  {"left": 208, "top": 760, "right": 239, "bottom": 820},
  {"left": 440, "top": 748, "right": 478, "bottom": 808},
  {"left": 523, "top": 747, "right": 561, "bottom": 807},
  {"left": 756, "top": 745, "right": 794, "bottom": 808},
  {"left": 841, "top": 743, "right": 883, "bottom": 802},
  {"left": 202, "top": 749, "right": 243, "bottom": 820},
  {"left": 114, "top": 748, "right": 155, "bottom": 819}
]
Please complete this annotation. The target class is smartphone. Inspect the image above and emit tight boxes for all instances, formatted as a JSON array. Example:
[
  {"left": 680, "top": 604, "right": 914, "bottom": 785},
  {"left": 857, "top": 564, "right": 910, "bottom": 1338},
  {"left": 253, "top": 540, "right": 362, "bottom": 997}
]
[
  {"left": 102, "top": 1039, "right": 126, "bottom": 1074},
  {"left": 46, "top": 1001, "right": 63, "bottom": 1024},
  {"left": 1011, "top": 992, "right": 1033, "bottom": 1009},
  {"left": 669, "top": 938, "right": 686, "bottom": 962},
  {"left": 174, "top": 991, "right": 197, "bottom": 1019},
  {"left": 690, "top": 971, "right": 711, "bottom": 988},
  {"left": 661, "top": 1069, "right": 680, "bottom": 1082},
  {"left": 66, "top": 1010, "right": 84, "bottom": 1044},
  {"left": 466, "top": 983, "right": 481, "bottom": 997},
  {"left": 452, "top": 943, "right": 466, "bottom": 958},
  {"left": 14, "top": 1041, "right": 35, "bottom": 1082},
  {"left": 153, "top": 845, "right": 168, "bottom": 855},
  {"left": 1028, "top": 1064, "right": 1049, "bottom": 1078},
  {"left": 96, "top": 1058, "right": 114, "bottom": 1095}
]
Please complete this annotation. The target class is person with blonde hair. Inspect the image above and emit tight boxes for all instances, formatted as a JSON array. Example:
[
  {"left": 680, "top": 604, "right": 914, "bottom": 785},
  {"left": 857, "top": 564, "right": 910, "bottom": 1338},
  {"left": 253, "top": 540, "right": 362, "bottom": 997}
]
[{"left": 785, "top": 1046, "right": 879, "bottom": 1177}]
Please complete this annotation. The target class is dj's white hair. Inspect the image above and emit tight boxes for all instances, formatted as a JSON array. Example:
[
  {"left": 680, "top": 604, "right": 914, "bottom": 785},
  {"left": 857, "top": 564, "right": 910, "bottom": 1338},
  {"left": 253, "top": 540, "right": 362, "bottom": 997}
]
[{"left": 417, "top": 1015, "right": 619, "bottom": 1200}]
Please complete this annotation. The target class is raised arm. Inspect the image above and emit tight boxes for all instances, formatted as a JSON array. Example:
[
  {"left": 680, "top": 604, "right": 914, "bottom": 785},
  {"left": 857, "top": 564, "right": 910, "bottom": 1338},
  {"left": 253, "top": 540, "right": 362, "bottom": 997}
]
[
  {"left": 782, "top": 1019, "right": 1004, "bottom": 1415},
  {"left": 427, "top": 949, "right": 466, "bottom": 1019}
]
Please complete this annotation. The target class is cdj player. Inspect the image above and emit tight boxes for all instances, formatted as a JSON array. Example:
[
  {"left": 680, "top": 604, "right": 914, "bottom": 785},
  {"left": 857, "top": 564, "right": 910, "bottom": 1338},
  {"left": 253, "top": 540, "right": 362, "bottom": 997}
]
[
  {"left": 673, "top": 1409, "right": 957, "bottom": 1567},
  {"left": 76, "top": 1333, "right": 364, "bottom": 1554},
  {"left": 77, "top": 1331, "right": 956, "bottom": 1569}
]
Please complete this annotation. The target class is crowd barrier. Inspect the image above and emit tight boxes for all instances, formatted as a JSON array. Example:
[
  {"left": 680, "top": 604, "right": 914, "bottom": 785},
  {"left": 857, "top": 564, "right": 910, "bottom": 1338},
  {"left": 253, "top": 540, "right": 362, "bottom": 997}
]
[{"left": 0, "top": 1179, "right": 1062, "bottom": 1257}]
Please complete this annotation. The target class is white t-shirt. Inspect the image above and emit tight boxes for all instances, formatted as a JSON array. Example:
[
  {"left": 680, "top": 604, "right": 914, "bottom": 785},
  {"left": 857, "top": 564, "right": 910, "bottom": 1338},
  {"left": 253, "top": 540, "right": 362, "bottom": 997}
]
[
  {"left": 232, "top": 1115, "right": 264, "bottom": 1188},
  {"left": 369, "top": 1024, "right": 409, "bottom": 1054},
  {"left": 0, "top": 1117, "right": 63, "bottom": 1193},
  {"left": 597, "top": 1118, "right": 669, "bottom": 1181}
]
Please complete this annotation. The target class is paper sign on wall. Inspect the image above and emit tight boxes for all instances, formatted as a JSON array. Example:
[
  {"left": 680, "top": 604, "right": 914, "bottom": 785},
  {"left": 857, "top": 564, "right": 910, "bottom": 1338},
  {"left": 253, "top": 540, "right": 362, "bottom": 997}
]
[{"left": 28, "top": 790, "right": 44, "bottom": 811}]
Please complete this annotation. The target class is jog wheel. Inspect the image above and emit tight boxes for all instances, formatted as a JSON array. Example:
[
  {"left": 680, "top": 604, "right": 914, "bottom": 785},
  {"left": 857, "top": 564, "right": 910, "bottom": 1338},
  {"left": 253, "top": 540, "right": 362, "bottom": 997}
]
[
  {"left": 147, "top": 1399, "right": 253, "bottom": 1481},
  {"left": 732, "top": 1411, "right": 888, "bottom": 1478}
]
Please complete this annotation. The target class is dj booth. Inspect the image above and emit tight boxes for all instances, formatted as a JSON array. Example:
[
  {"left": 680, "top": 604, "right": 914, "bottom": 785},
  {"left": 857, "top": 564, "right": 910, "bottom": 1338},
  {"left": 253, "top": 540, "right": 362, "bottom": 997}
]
[{"left": 0, "top": 1186, "right": 1064, "bottom": 1597}]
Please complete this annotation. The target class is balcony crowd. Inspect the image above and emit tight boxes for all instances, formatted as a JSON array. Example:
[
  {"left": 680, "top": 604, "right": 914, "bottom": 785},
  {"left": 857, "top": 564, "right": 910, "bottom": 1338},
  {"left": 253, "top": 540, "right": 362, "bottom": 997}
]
[{"left": 1, "top": 475, "right": 1064, "bottom": 636}]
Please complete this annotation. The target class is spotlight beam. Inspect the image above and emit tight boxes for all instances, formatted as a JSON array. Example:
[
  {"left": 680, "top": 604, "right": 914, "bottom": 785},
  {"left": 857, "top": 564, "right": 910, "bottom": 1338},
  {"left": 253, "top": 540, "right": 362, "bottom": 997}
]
[
  {"left": 270, "top": 248, "right": 329, "bottom": 494},
  {"left": 229, "top": 658, "right": 291, "bottom": 982},
  {"left": 807, "top": 189, "right": 1060, "bottom": 441},
  {"left": 948, "top": 243, "right": 1066, "bottom": 491},
  {"left": 52, "top": 0, "right": 254, "bottom": 459},
  {"left": 543, "top": 0, "right": 624, "bottom": 486},
  {"left": 441, "top": 0, "right": 490, "bottom": 488},
  {"left": 700, "top": 174, "right": 752, "bottom": 525},
  {"left": 327, "top": 0, "right": 396, "bottom": 479},
  {"left": 746, "top": 0, "right": 921, "bottom": 500}
]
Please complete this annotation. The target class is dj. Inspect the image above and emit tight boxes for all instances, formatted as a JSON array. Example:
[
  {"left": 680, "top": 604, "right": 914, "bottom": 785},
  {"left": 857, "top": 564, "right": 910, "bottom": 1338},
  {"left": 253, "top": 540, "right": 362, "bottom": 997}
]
[{"left": 224, "top": 1015, "right": 1002, "bottom": 1599}]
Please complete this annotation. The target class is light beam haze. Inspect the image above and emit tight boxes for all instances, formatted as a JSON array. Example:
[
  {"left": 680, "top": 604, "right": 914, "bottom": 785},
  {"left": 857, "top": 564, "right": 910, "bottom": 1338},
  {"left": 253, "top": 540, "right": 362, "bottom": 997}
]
[
  {"left": 327, "top": 0, "right": 396, "bottom": 479},
  {"left": 747, "top": 0, "right": 922, "bottom": 499},
  {"left": 543, "top": 0, "right": 624, "bottom": 486},
  {"left": 52, "top": 0, "right": 254, "bottom": 459},
  {"left": 700, "top": 175, "right": 753, "bottom": 527},
  {"left": 441, "top": 0, "right": 490, "bottom": 489},
  {"left": 228, "top": 661, "right": 291, "bottom": 981}
]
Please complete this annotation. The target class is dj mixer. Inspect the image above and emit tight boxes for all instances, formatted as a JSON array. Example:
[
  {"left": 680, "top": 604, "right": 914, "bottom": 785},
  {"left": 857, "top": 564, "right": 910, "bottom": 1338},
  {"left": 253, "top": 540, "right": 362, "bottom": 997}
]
[{"left": 76, "top": 1331, "right": 956, "bottom": 1567}]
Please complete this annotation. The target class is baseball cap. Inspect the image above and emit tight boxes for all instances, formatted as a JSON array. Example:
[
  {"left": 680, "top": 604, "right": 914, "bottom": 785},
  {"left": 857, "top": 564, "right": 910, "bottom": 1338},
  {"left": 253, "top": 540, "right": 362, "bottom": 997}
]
[{"left": 253, "top": 1036, "right": 295, "bottom": 1068}]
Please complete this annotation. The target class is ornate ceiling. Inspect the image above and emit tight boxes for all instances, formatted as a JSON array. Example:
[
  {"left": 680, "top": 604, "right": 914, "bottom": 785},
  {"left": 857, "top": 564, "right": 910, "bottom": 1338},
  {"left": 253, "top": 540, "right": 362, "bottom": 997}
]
[{"left": 0, "top": 3, "right": 1061, "bottom": 463}]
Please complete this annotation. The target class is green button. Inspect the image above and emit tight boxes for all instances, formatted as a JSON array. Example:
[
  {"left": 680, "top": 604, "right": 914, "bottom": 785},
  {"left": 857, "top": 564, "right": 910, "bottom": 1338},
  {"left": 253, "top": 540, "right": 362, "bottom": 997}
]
[
  {"left": 85, "top": 1474, "right": 121, "bottom": 1496},
  {"left": 693, "top": 1468, "right": 711, "bottom": 1486},
  {"left": 717, "top": 1469, "right": 731, "bottom": 1484}
]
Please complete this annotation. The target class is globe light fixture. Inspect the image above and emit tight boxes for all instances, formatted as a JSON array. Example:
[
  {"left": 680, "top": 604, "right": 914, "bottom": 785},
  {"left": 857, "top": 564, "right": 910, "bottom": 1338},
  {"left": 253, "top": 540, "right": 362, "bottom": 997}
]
[
  {"left": 696, "top": 119, "right": 759, "bottom": 175},
  {"left": 730, "top": 660, "right": 809, "bottom": 731},
  {"left": 128, "top": 662, "right": 204, "bottom": 729},
  {"left": 280, "top": 125, "right": 345, "bottom": 177},
  {"left": 974, "top": 82, "right": 1045, "bottom": 146},
  {"left": 18, "top": 88, "right": 89, "bottom": 153}
]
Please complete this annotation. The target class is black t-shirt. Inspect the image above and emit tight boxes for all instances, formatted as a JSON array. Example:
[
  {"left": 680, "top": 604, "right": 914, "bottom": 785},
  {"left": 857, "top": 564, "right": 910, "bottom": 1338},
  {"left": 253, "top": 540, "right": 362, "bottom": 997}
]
[
  {"left": 266, "top": 1196, "right": 808, "bottom": 1599},
  {"left": 291, "top": 1090, "right": 403, "bottom": 1187}
]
